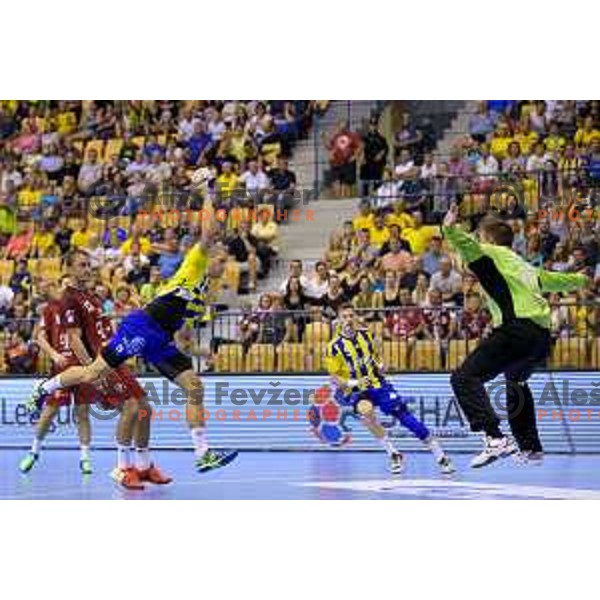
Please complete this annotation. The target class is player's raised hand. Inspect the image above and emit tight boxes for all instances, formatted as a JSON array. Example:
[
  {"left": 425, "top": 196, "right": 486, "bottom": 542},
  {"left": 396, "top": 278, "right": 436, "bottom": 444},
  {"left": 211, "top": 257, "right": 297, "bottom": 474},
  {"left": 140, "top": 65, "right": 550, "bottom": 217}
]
[{"left": 443, "top": 203, "right": 460, "bottom": 228}]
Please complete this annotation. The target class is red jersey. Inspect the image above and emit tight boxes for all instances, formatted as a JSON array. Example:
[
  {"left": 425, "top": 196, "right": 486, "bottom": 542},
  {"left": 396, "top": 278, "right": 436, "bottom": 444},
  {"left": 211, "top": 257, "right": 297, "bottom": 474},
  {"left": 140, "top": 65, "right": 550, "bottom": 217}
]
[
  {"left": 329, "top": 131, "right": 360, "bottom": 166},
  {"left": 62, "top": 286, "right": 114, "bottom": 356},
  {"left": 423, "top": 306, "right": 454, "bottom": 340},
  {"left": 39, "top": 299, "right": 75, "bottom": 361},
  {"left": 386, "top": 307, "right": 423, "bottom": 338},
  {"left": 460, "top": 309, "right": 491, "bottom": 340}
]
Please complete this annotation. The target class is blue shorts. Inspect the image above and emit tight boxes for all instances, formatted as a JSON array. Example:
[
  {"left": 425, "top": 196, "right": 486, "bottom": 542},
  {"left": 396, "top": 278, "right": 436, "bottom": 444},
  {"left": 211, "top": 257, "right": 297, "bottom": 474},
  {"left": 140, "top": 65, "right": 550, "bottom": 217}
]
[
  {"left": 334, "top": 382, "right": 410, "bottom": 416},
  {"left": 101, "top": 310, "right": 192, "bottom": 381}
]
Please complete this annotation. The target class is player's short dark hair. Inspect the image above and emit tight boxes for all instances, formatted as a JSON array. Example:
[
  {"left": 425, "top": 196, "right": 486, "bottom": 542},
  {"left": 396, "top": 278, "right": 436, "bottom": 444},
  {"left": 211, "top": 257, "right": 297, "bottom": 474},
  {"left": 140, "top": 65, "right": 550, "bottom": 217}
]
[
  {"left": 339, "top": 303, "right": 355, "bottom": 312},
  {"left": 478, "top": 214, "right": 514, "bottom": 247}
]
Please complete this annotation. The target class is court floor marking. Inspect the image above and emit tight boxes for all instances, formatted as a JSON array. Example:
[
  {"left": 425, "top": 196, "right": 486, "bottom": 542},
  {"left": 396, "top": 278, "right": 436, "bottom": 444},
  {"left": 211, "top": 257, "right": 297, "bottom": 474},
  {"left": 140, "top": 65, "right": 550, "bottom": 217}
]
[{"left": 296, "top": 479, "right": 600, "bottom": 499}]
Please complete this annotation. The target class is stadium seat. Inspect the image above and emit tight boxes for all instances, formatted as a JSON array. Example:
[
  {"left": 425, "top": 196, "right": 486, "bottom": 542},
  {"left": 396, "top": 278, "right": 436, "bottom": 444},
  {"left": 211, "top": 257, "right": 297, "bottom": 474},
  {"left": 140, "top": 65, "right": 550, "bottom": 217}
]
[
  {"left": 104, "top": 138, "right": 123, "bottom": 162},
  {"left": 277, "top": 343, "right": 306, "bottom": 372},
  {"left": 411, "top": 340, "right": 442, "bottom": 371},
  {"left": 39, "top": 258, "right": 62, "bottom": 281},
  {"left": 215, "top": 344, "right": 244, "bottom": 373},
  {"left": 368, "top": 321, "right": 384, "bottom": 340},
  {"left": 446, "top": 340, "right": 468, "bottom": 371},
  {"left": 383, "top": 340, "right": 409, "bottom": 371},
  {"left": 245, "top": 344, "right": 276, "bottom": 372},
  {"left": 304, "top": 322, "right": 331, "bottom": 346},
  {"left": 0, "top": 260, "right": 15, "bottom": 285},
  {"left": 85, "top": 139, "right": 105, "bottom": 161},
  {"left": 27, "top": 259, "right": 42, "bottom": 278},
  {"left": 305, "top": 343, "right": 327, "bottom": 372},
  {"left": 590, "top": 338, "right": 600, "bottom": 370},
  {"left": 550, "top": 337, "right": 589, "bottom": 369}
]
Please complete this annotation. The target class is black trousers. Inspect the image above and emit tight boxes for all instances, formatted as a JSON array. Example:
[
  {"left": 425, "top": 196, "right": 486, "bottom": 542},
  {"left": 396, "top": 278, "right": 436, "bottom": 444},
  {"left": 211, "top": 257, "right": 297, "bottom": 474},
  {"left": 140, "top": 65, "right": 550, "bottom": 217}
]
[{"left": 450, "top": 319, "right": 551, "bottom": 452}]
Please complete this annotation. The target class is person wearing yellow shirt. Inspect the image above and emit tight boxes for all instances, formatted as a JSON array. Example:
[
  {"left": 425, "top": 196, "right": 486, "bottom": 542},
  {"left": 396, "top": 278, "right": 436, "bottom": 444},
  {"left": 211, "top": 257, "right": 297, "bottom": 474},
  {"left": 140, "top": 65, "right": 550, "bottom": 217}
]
[
  {"left": 352, "top": 200, "right": 375, "bottom": 231},
  {"left": 17, "top": 181, "right": 43, "bottom": 215},
  {"left": 368, "top": 213, "right": 390, "bottom": 250},
  {"left": 490, "top": 122, "right": 513, "bottom": 160},
  {"left": 513, "top": 121, "right": 538, "bottom": 156},
  {"left": 57, "top": 110, "right": 77, "bottom": 136},
  {"left": 216, "top": 161, "right": 239, "bottom": 202},
  {"left": 385, "top": 200, "right": 415, "bottom": 230},
  {"left": 544, "top": 122, "right": 566, "bottom": 155},
  {"left": 401, "top": 210, "right": 440, "bottom": 255},
  {"left": 574, "top": 116, "right": 600, "bottom": 149},
  {"left": 31, "top": 224, "right": 58, "bottom": 257},
  {"left": 71, "top": 222, "right": 91, "bottom": 249},
  {"left": 120, "top": 224, "right": 152, "bottom": 256}
]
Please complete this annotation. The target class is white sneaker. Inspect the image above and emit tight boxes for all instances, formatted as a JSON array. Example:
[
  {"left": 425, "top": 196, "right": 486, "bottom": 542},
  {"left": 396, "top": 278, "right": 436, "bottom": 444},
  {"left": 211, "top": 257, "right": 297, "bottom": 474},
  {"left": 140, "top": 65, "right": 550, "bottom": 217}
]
[
  {"left": 514, "top": 450, "right": 544, "bottom": 466},
  {"left": 437, "top": 455, "right": 456, "bottom": 474},
  {"left": 470, "top": 436, "right": 517, "bottom": 469},
  {"left": 389, "top": 452, "right": 405, "bottom": 475}
]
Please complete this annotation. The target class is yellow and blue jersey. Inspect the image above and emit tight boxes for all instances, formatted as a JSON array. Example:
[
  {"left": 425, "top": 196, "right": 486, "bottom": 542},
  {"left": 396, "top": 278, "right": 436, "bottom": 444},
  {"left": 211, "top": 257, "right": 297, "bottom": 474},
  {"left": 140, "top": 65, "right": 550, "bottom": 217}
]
[
  {"left": 144, "top": 243, "right": 210, "bottom": 334},
  {"left": 325, "top": 328, "right": 385, "bottom": 391}
]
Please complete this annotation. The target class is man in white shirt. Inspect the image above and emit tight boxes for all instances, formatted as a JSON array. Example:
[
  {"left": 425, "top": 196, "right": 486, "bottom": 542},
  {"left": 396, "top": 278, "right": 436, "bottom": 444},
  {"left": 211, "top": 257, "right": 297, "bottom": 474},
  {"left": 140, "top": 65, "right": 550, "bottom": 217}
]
[
  {"left": 240, "top": 160, "right": 269, "bottom": 197},
  {"left": 429, "top": 256, "right": 463, "bottom": 303},
  {"left": 475, "top": 143, "right": 499, "bottom": 180},
  {"left": 279, "top": 259, "right": 310, "bottom": 293},
  {"left": 77, "top": 148, "right": 103, "bottom": 195},
  {"left": 304, "top": 261, "right": 330, "bottom": 299},
  {"left": 394, "top": 149, "right": 415, "bottom": 181}
]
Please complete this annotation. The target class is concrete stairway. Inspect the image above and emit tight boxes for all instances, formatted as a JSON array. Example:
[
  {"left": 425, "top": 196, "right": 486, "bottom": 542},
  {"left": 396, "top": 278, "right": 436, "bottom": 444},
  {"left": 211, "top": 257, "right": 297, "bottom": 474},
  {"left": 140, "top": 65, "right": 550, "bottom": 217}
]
[{"left": 434, "top": 100, "right": 480, "bottom": 159}]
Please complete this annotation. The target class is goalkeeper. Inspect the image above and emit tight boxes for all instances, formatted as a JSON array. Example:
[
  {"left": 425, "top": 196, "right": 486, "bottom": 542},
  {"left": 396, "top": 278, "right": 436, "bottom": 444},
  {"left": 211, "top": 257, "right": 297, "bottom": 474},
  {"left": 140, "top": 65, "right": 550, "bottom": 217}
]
[
  {"left": 443, "top": 205, "right": 589, "bottom": 468},
  {"left": 325, "top": 304, "right": 454, "bottom": 475}
]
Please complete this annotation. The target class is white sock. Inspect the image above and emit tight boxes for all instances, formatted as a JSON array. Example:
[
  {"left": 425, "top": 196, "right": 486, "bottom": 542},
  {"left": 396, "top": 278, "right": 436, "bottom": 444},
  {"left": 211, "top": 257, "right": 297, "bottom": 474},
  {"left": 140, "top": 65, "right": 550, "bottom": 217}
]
[
  {"left": 31, "top": 438, "right": 41, "bottom": 455},
  {"left": 80, "top": 445, "right": 91, "bottom": 461},
  {"left": 117, "top": 445, "right": 131, "bottom": 470},
  {"left": 191, "top": 427, "right": 208, "bottom": 458},
  {"left": 379, "top": 436, "right": 397, "bottom": 457},
  {"left": 425, "top": 437, "right": 445, "bottom": 462},
  {"left": 40, "top": 376, "right": 63, "bottom": 395},
  {"left": 135, "top": 448, "right": 151, "bottom": 471}
]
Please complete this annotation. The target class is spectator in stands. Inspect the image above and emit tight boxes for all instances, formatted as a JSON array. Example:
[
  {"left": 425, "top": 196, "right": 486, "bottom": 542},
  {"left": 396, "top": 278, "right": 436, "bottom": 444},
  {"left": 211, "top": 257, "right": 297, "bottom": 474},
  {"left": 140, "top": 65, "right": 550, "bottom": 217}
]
[
  {"left": 377, "top": 269, "right": 400, "bottom": 308},
  {"left": 429, "top": 256, "right": 462, "bottom": 304},
  {"left": 95, "top": 283, "right": 115, "bottom": 316},
  {"left": 349, "top": 228, "right": 379, "bottom": 269},
  {"left": 422, "top": 288, "right": 456, "bottom": 344},
  {"left": 401, "top": 210, "right": 439, "bottom": 255},
  {"left": 341, "top": 257, "right": 363, "bottom": 297},
  {"left": 360, "top": 117, "right": 388, "bottom": 196},
  {"left": 154, "top": 227, "right": 183, "bottom": 278},
  {"left": 279, "top": 259, "right": 309, "bottom": 293},
  {"left": 282, "top": 275, "right": 309, "bottom": 341},
  {"left": 5, "top": 328, "right": 37, "bottom": 374},
  {"left": 240, "top": 159, "right": 269, "bottom": 202},
  {"left": 545, "top": 121, "right": 567, "bottom": 156},
  {"left": 9, "top": 259, "right": 32, "bottom": 294},
  {"left": 385, "top": 200, "right": 415, "bottom": 232},
  {"left": 318, "top": 273, "right": 347, "bottom": 321},
  {"left": 125, "top": 253, "right": 150, "bottom": 289},
  {"left": 383, "top": 288, "right": 424, "bottom": 343},
  {"left": 251, "top": 209, "right": 279, "bottom": 277},
  {"left": 114, "top": 286, "right": 139, "bottom": 317},
  {"left": 574, "top": 116, "right": 600, "bottom": 149},
  {"left": 305, "top": 260, "right": 330, "bottom": 300},
  {"left": 475, "top": 142, "right": 499, "bottom": 186},
  {"left": 31, "top": 221, "right": 58, "bottom": 257},
  {"left": 412, "top": 271, "right": 430, "bottom": 306},
  {"left": 469, "top": 101, "right": 495, "bottom": 143},
  {"left": 369, "top": 212, "right": 390, "bottom": 251},
  {"left": 326, "top": 121, "right": 361, "bottom": 198},
  {"left": 373, "top": 168, "right": 400, "bottom": 210},
  {"left": 53, "top": 215, "right": 73, "bottom": 255},
  {"left": 3, "top": 221, "right": 33, "bottom": 260},
  {"left": 526, "top": 142, "right": 550, "bottom": 173},
  {"left": 499, "top": 193, "right": 527, "bottom": 222},
  {"left": 325, "top": 231, "right": 349, "bottom": 272},
  {"left": 77, "top": 148, "right": 103, "bottom": 195},
  {"left": 421, "top": 234, "right": 447, "bottom": 276},
  {"left": 394, "top": 113, "right": 422, "bottom": 158},
  {"left": 459, "top": 293, "right": 491, "bottom": 340},
  {"left": 352, "top": 274, "right": 380, "bottom": 318},
  {"left": 226, "top": 221, "right": 258, "bottom": 292},
  {"left": 538, "top": 220, "right": 560, "bottom": 260},
  {"left": 380, "top": 238, "right": 413, "bottom": 274},
  {"left": 267, "top": 156, "right": 297, "bottom": 218},
  {"left": 139, "top": 266, "right": 162, "bottom": 303},
  {"left": 352, "top": 200, "right": 375, "bottom": 231}
]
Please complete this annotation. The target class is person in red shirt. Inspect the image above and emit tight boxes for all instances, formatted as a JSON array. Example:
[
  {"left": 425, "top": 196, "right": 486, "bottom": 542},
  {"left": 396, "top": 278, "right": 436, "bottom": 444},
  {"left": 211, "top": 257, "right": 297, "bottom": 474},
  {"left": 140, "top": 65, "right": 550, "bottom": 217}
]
[
  {"left": 19, "top": 277, "right": 100, "bottom": 474},
  {"left": 60, "top": 249, "right": 171, "bottom": 489},
  {"left": 459, "top": 293, "right": 491, "bottom": 340},
  {"left": 326, "top": 121, "right": 361, "bottom": 198}
]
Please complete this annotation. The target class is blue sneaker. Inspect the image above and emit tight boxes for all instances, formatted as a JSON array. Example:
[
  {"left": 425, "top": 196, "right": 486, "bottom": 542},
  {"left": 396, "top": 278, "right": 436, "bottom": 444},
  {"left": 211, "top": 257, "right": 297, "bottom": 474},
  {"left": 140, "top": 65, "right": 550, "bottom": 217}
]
[{"left": 195, "top": 449, "right": 239, "bottom": 473}]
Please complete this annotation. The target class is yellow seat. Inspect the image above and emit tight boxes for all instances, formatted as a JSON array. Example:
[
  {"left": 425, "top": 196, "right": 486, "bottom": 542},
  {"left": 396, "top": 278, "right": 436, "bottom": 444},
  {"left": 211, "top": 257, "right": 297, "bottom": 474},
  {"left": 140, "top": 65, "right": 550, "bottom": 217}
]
[
  {"left": 368, "top": 321, "right": 384, "bottom": 340},
  {"left": 277, "top": 343, "right": 306, "bottom": 372},
  {"left": 304, "top": 322, "right": 331, "bottom": 346},
  {"left": 157, "top": 134, "right": 168, "bottom": 147},
  {"left": 215, "top": 344, "right": 244, "bottom": 373},
  {"left": 38, "top": 258, "right": 62, "bottom": 281},
  {"left": 104, "top": 138, "right": 123, "bottom": 162},
  {"left": 383, "top": 340, "right": 409, "bottom": 371},
  {"left": 305, "top": 342, "right": 327, "bottom": 372},
  {"left": 446, "top": 338, "right": 480, "bottom": 370},
  {"left": 85, "top": 139, "right": 105, "bottom": 162},
  {"left": 0, "top": 260, "right": 15, "bottom": 285},
  {"left": 411, "top": 340, "right": 442, "bottom": 371},
  {"left": 550, "top": 337, "right": 589, "bottom": 369},
  {"left": 27, "top": 259, "right": 42, "bottom": 278},
  {"left": 590, "top": 338, "right": 600, "bottom": 369},
  {"left": 131, "top": 136, "right": 145, "bottom": 149},
  {"left": 245, "top": 344, "right": 276, "bottom": 372}
]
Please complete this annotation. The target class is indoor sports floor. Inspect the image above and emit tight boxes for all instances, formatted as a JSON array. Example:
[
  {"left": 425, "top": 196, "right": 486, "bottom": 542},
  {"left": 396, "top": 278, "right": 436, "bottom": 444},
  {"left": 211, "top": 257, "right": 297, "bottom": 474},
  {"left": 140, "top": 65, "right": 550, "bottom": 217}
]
[{"left": 1, "top": 449, "right": 600, "bottom": 499}]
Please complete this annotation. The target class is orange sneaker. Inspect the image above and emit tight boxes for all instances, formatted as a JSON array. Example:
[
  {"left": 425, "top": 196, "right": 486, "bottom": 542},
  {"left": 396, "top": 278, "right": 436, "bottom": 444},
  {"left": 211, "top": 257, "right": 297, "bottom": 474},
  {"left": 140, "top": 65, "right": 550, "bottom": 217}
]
[
  {"left": 137, "top": 463, "right": 173, "bottom": 485},
  {"left": 111, "top": 467, "right": 145, "bottom": 490}
]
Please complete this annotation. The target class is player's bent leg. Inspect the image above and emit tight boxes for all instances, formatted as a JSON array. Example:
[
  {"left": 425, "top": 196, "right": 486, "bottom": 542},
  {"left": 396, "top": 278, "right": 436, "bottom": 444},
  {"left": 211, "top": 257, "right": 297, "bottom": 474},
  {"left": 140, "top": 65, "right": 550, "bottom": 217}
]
[
  {"left": 173, "top": 367, "right": 239, "bottom": 473},
  {"left": 19, "top": 403, "right": 61, "bottom": 473}
]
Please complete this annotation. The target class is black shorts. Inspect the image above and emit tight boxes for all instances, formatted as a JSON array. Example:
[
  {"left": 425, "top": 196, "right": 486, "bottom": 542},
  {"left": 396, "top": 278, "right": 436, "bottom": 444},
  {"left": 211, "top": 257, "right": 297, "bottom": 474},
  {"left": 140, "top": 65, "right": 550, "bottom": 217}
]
[
  {"left": 153, "top": 351, "right": 194, "bottom": 382},
  {"left": 331, "top": 162, "right": 357, "bottom": 185}
]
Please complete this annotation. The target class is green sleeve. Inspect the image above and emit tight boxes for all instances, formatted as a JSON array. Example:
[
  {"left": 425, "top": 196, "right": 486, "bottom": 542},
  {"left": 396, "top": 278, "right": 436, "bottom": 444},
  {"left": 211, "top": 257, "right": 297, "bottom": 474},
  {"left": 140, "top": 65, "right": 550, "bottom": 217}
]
[
  {"left": 442, "top": 225, "right": 484, "bottom": 263},
  {"left": 537, "top": 269, "right": 588, "bottom": 293}
]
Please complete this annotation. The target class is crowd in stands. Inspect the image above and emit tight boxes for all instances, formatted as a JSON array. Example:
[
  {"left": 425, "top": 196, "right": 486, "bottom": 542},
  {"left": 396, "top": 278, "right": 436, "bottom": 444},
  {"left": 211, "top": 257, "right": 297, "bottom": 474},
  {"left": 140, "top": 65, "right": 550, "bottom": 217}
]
[
  {"left": 224, "top": 101, "right": 600, "bottom": 372},
  {"left": 1, "top": 100, "right": 599, "bottom": 374},
  {"left": 0, "top": 100, "right": 327, "bottom": 373}
]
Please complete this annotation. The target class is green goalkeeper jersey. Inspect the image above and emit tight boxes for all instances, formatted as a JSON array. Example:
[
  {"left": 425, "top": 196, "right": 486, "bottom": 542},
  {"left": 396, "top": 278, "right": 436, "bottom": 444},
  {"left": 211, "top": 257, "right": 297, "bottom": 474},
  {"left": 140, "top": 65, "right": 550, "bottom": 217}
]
[{"left": 442, "top": 224, "right": 588, "bottom": 330}]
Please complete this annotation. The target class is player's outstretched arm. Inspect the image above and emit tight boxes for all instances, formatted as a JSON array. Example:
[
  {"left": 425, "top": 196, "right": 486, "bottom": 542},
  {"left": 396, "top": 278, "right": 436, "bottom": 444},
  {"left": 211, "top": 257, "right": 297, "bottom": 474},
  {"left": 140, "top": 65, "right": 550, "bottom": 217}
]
[
  {"left": 538, "top": 269, "right": 589, "bottom": 293},
  {"left": 441, "top": 204, "right": 484, "bottom": 264}
]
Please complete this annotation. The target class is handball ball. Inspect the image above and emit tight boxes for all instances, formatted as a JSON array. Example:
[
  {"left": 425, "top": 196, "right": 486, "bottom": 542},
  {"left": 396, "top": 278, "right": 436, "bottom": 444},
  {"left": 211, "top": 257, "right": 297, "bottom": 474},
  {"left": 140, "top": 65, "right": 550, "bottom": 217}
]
[{"left": 308, "top": 386, "right": 351, "bottom": 447}]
